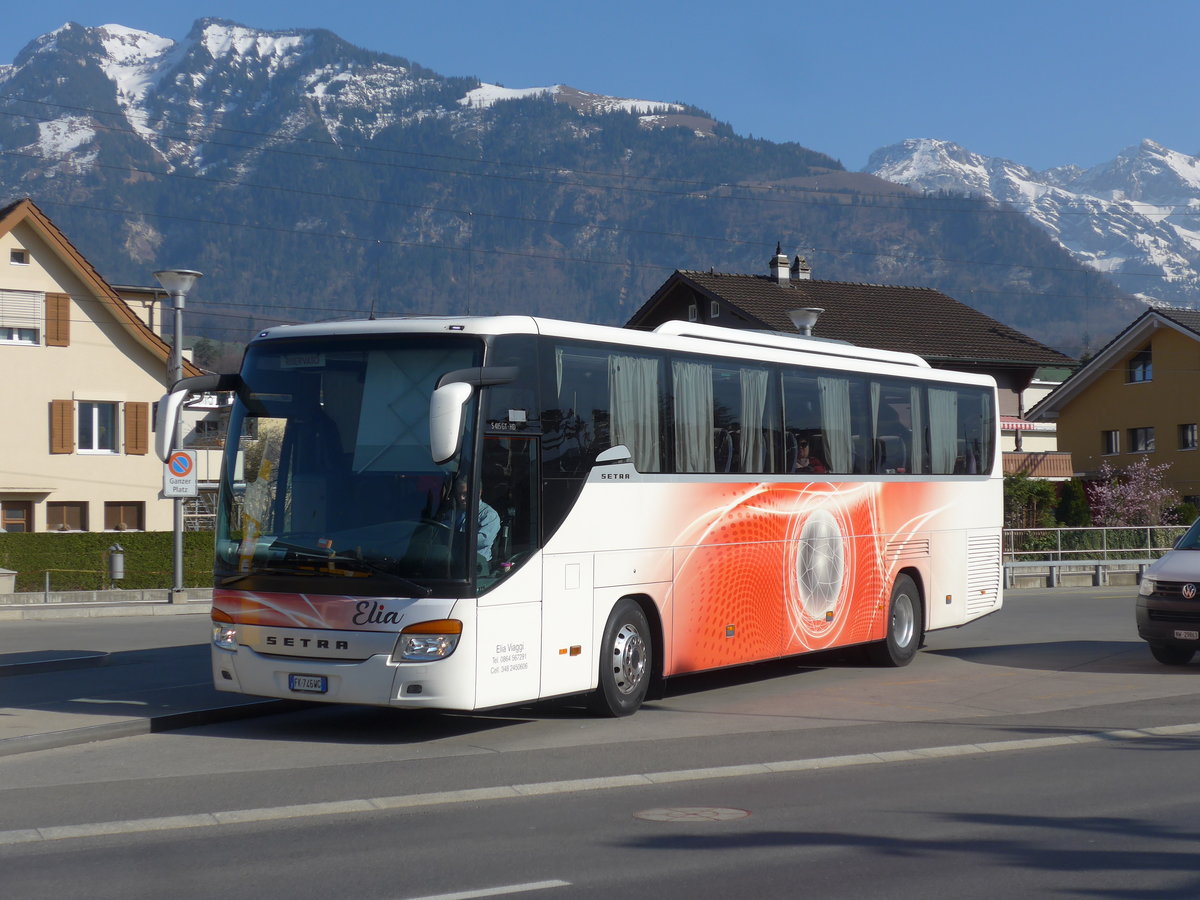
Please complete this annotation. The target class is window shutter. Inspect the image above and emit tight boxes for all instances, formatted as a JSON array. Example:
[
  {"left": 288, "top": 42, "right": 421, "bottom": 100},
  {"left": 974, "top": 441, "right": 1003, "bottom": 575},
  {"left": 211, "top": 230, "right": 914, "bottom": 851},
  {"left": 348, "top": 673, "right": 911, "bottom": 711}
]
[
  {"left": 50, "top": 399, "right": 74, "bottom": 454},
  {"left": 45, "top": 292, "right": 70, "bottom": 347},
  {"left": 125, "top": 402, "right": 149, "bottom": 455}
]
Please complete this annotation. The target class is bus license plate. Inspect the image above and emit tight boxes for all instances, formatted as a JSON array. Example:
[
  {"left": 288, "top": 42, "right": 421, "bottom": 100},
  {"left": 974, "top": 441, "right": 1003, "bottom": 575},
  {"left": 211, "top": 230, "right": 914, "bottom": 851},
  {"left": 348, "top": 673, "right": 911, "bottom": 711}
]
[
  {"left": 289, "top": 674, "right": 328, "bottom": 693},
  {"left": 1174, "top": 630, "right": 1200, "bottom": 641}
]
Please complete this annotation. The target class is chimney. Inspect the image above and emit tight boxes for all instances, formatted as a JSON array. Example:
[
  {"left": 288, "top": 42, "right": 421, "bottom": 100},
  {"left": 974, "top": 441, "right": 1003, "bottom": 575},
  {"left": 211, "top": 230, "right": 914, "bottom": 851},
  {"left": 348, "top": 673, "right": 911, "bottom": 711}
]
[
  {"left": 769, "top": 242, "right": 790, "bottom": 285},
  {"left": 788, "top": 307, "right": 824, "bottom": 336},
  {"left": 790, "top": 255, "right": 811, "bottom": 280}
]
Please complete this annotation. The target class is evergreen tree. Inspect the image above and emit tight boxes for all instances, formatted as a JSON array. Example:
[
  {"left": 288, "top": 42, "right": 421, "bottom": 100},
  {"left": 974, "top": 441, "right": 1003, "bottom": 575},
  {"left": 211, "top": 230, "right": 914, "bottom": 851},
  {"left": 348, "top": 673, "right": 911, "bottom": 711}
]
[{"left": 1055, "top": 479, "right": 1092, "bottom": 527}]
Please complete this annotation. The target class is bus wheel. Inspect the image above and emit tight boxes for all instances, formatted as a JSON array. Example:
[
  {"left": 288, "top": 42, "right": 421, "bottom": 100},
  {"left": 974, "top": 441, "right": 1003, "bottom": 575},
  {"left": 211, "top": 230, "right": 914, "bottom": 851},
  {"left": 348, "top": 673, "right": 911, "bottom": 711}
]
[
  {"left": 589, "top": 599, "right": 651, "bottom": 717},
  {"left": 867, "top": 574, "right": 923, "bottom": 667},
  {"left": 1149, "top": 643, "right": 1195, "bottom": 666}
]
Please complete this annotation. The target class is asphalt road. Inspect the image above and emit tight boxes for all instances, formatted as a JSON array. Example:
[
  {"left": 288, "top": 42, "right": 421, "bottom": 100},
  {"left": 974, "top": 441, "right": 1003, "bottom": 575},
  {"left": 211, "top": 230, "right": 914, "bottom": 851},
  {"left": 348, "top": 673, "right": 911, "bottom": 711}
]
[{"left": 3, "top": 586, "right": 1199, "bottom": 898}]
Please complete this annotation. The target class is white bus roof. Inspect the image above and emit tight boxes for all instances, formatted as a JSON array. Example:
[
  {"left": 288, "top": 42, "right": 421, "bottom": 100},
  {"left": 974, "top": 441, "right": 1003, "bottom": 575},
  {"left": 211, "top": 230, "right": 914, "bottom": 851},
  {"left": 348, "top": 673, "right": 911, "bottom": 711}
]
[{"left": 252, "top": 315, "right": 996, "bottom": 385}]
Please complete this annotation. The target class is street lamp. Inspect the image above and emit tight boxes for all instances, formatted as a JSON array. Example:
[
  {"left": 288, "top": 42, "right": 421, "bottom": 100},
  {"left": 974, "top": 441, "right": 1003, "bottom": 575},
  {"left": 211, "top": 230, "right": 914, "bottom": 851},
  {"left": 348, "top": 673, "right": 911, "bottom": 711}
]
[{"left": 154, "top": 268, "right": 202, "bottom": 603}]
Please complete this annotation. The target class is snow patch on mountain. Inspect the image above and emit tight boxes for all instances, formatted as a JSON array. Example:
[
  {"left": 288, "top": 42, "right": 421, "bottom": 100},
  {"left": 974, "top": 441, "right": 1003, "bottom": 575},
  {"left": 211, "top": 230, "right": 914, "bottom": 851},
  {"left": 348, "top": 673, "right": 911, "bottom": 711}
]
[
  {"left": 200, "top": 22, "right": 307, "bottom": 63},
  {"left": 460, "top": 82, "right": 684, "bottom": 119},
  {"left": 460, "top": 83, "right": 558, "bottom": 108},
  {"left": 38, "top": 116, "right": 95, "bottom": 156}
]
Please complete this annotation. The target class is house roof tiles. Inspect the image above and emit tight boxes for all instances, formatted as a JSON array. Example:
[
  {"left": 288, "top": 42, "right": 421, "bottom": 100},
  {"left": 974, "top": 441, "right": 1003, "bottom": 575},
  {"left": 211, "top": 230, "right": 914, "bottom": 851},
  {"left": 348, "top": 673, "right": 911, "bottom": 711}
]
[{"left": 629, "top": 270, "right": 1073, "bottom": 369}]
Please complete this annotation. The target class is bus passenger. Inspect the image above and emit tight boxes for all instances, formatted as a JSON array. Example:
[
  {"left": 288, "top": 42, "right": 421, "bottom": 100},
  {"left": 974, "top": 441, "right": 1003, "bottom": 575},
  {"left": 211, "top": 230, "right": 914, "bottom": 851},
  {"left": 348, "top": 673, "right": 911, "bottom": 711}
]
[{"left": 793, "top": 439, "right": 826, "bottom": 474}]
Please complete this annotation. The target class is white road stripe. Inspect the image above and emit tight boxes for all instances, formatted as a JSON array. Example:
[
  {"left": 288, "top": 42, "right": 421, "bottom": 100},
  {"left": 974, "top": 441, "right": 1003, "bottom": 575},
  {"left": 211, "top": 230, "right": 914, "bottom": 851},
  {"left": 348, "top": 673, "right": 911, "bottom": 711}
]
[
  {"left": 405, "top": 881, "right": 571, "bottom": 899},
  {"left": 3, "top": 721, "right": 1200, "bottom": 847}
]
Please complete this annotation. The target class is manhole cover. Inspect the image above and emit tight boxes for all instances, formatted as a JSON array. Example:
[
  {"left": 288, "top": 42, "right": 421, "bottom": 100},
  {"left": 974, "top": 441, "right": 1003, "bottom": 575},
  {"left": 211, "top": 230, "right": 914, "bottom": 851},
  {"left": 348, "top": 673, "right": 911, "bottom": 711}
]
[{"left": 634, "top": 807, "right": 750, "bottom": 822}]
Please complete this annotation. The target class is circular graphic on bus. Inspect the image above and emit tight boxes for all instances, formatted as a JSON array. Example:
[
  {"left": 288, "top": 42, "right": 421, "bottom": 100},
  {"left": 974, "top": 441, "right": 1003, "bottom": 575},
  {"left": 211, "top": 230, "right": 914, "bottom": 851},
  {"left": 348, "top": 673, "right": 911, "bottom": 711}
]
[{"left": 794, "top": 508, "right": 845, "bottom": 620}]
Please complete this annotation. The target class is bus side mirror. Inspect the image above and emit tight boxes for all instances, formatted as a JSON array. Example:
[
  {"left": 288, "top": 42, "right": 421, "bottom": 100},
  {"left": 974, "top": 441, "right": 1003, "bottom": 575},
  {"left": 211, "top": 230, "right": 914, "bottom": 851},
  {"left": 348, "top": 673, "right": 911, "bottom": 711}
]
[
  {"left": 429, "top": 366, "right": 519, "bottom": 465},
  {"left": 154, "top": 373, "right": 241, "bottom": 461},
  {"left": 155, "top": 389, "right": 188, "bottom": 461},
  {"left": 430, "top": 381, "right": 474, "bottom": 464}
]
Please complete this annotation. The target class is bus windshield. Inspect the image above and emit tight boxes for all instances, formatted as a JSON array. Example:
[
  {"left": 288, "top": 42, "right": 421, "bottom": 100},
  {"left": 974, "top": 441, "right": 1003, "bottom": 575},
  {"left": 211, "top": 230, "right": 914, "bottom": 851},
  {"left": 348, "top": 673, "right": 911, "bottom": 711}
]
[{"left": 216, "top": 334, "right": 484, "bottom": 594}]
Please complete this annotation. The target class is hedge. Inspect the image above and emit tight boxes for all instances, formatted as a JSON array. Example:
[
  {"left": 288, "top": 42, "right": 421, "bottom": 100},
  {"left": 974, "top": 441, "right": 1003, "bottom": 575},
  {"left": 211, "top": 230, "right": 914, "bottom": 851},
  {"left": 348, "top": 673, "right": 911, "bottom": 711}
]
[{"left": 0, "top": 531, "right": 214, "bottom": 592}]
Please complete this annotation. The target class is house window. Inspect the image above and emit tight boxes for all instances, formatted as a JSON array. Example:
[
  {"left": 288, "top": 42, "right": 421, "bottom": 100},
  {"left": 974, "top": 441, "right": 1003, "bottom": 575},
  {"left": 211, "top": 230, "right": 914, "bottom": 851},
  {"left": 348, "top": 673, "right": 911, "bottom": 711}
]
[
  {"left": 191, "top": 419, "right": 224, "bottom": 443},
  {"left": 79, "top": 402, "right": 119, "bottom": 453},
  {"left": 1181, "top": 424, "right": 1198, "bottom": 451},
  {"left": 0, "top": 289, "right": 42, "bottom": 345},
  {"left": 1127, "top": 346, "right": 1152, "bottom": 383},
  {"left": 47, "top": 501, "right": 87, "bottom": 532},
  {"left": 687, "top": 303, "right": 698, "bottom": 322},
  {"left": 1128, "top": 426, "right": 1155, "bottom": 453},
  {"left": 10, "top": 249, "right": 29, "bottom": 265},
  {"left": 710, "top": 300, "right": 720, "bottom": 319},
  {"left": 1, "top": 501, "right": 32, "bottom": 532},
  {"left": 1102, "top": 430, "right": 1120, "bottom": 455},
  {"left": 104, "top": 501, "right": 144, "bottom": 531}
]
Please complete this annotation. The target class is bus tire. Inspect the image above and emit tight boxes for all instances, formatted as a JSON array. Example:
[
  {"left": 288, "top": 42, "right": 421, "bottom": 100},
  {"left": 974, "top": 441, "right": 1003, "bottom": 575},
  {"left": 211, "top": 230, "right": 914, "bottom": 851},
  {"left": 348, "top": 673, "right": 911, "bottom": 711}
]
[
  {"left": 867, "top": 574, "right": 923, "bottom": 667},
  {"left": 588, "top": 598, "right": 651, "bottom": 717}
]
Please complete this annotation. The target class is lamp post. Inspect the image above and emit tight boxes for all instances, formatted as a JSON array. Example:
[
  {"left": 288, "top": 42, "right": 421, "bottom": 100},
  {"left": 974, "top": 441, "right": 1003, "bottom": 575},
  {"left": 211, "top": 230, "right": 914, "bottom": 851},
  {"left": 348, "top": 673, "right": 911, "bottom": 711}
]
[{"left": 154, "top": 268, "right": 202, "bottom": 602}]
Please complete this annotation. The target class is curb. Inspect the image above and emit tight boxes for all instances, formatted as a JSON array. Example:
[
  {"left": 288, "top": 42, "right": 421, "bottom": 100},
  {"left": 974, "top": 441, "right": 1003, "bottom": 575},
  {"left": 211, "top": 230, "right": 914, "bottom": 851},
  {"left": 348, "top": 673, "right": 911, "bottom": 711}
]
[
  {"left": 0, "top": 699, "right": 307, "bottom": 759},
  {"left": 0, "top": 602, "right": 212, "bottom": 621},
  {"left": 0, "top": 650, "right": 109, "bottom": 677}
]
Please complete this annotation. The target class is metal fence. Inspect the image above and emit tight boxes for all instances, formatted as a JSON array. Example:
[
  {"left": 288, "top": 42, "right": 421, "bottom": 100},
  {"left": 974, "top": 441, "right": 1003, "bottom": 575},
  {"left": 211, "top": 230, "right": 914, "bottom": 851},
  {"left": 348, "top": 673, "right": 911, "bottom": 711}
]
[{"left": 1004, "top": 525, "right": 1188, "bottom": 562}]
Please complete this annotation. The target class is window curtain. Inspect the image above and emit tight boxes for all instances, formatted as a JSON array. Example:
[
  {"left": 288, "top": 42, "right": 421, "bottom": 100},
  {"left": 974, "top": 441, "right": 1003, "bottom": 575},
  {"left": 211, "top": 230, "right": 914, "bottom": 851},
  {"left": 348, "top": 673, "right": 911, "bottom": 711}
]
[
  {"left": 609, "top": 354, "right": 661, "bottom": 472},
  {"left": 818, "top": 376, "right": 852, "bottom": 473},
  {"left": 928, "top": 388, "right": 958, "bottom": 474},
  {"left": 976, "top": 391, "right": 993, "bottom": 474},
  {"left": 739, "top": 367, "right": 768, "bottom": 473},
  {"left": 909, "top": 385, "right": 925, "bottom": 474},
  {"left": 673, "top": 360, "right": 714, "bottom": 473}
]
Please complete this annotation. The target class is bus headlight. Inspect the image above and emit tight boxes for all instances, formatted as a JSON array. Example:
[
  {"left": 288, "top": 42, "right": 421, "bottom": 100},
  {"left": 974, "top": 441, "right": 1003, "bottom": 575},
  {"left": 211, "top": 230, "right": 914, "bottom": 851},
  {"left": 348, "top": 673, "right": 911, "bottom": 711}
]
[
  {"left": 1139, "top": 577, "right": 1155, "bottom": 597},
  {"left": 394, "top": 619, "right": 462, "bottom": 662},
  {"left": 212, "top": 623, "right": 239, "bottom": 650},
  {"left": 212, "top": 609, "right": 239, "bottom": 650}
]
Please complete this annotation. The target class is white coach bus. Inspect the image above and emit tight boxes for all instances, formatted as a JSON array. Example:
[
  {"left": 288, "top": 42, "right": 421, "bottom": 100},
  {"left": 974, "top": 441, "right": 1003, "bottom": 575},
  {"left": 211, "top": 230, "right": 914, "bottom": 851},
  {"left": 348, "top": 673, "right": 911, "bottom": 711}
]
[{"left": 158, "top": 315, "right": 1002, "bottom": 716}]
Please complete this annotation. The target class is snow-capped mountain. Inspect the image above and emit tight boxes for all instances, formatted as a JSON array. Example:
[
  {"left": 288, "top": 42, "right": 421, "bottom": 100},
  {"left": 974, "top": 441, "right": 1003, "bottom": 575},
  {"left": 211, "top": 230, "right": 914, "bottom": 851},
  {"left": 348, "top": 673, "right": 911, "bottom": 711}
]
[
  {"left": 867, "top": 138, "right": 1200, "bottom": 307},
  {"left": 1, "top": 19, "right": 705, "bottom": 174},
  {"left": 0, "top": 19, "right": 1134, "bottom": 353}
]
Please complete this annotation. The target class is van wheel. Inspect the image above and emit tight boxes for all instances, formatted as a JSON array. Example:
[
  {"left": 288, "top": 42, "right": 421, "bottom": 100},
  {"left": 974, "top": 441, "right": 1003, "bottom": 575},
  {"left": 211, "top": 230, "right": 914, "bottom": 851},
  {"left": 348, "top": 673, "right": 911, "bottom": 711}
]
[
  {"left": 588, "top": 599, "right": 651, "bottom": 717},
  {"left": 1150, "top": 643, "right": 1195, "bottom": 666},
  {"left": 866, "top": 574, "right": 923, "bottom": 667}
]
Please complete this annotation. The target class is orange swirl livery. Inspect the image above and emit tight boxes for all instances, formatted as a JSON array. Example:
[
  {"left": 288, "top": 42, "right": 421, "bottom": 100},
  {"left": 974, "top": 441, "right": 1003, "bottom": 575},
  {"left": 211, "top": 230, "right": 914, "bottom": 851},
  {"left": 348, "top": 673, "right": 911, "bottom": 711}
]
[{"left": 666, "top": 481, "right": 964, "bottom": 673}]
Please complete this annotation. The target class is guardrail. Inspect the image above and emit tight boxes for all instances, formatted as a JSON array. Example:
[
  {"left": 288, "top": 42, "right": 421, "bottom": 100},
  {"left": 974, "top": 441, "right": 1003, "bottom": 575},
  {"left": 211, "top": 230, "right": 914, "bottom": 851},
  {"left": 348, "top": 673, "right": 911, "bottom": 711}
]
[
  {"left": 1004, "top": 558, "right": 1152, "bottom": 589},
  {"left": 1004, "top": 525, "right": 1186, "bottom": 562},
  {"left": 1002, "top": 526, "right": 1189, "bottom": 590}
]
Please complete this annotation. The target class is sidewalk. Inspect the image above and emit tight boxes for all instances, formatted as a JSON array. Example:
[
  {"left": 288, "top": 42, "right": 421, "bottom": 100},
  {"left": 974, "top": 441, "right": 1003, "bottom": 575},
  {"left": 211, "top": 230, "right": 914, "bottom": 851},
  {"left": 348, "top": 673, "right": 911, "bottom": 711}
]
[{"left": 0, "top": 598, "right": 302, "bottom": 758}]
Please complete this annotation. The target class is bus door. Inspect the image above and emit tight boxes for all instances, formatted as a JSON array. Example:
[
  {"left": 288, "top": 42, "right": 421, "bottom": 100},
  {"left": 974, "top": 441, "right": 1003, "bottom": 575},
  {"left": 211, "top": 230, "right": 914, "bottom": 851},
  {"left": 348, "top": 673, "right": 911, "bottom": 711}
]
[{"left": 474, "top": 433, "right": 544, "bottom": 708}]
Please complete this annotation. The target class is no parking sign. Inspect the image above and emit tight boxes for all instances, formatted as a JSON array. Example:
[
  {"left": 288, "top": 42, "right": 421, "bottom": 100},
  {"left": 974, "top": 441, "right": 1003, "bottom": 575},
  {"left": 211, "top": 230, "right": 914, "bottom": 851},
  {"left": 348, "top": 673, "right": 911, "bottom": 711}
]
[{"left": 164, "top": 450, "right": 198, "bottom": 497}]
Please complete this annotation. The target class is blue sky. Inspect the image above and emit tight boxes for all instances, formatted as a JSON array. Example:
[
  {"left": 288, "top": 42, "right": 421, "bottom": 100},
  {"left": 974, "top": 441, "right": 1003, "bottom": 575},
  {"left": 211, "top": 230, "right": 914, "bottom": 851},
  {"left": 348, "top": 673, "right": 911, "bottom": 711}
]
[{"left": 3, "top": 0, "right": 1198, "bottom": 172}]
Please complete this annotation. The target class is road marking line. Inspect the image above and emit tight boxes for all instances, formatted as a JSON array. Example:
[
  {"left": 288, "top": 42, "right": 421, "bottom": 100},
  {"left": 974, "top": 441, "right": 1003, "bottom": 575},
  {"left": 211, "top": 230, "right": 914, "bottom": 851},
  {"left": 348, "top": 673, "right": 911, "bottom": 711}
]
[
  {"left": 4, "top": 721, "right": 1200, "bottom": 847},
  {"left": 406, "top": 881, "right": 571, "bottom": 899}
]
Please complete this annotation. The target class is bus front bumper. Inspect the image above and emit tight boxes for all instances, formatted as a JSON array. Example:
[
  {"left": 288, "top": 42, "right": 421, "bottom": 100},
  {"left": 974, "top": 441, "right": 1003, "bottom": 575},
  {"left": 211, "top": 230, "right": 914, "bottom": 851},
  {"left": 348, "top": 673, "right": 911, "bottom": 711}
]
[{"left": 212, "top": 644, "right": 477, "bottom": 710}]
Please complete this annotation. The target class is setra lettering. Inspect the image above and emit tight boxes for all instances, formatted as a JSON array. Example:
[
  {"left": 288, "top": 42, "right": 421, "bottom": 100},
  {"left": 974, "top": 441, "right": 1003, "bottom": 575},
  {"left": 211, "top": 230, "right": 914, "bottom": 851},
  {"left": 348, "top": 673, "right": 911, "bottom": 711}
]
[{"left": 265, "top": 635, "right": 348, "bottom": 650}]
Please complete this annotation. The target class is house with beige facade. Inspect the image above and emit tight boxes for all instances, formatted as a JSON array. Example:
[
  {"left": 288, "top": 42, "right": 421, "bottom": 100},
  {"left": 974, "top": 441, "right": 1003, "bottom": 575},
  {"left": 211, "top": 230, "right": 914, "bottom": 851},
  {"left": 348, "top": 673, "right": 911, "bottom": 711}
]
[
  {"left": 0, "top": 198, "right": 201, "bottom": 533},
  {"left": 1028, "top": 306, "right": 1200, "bottom": 504}
]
